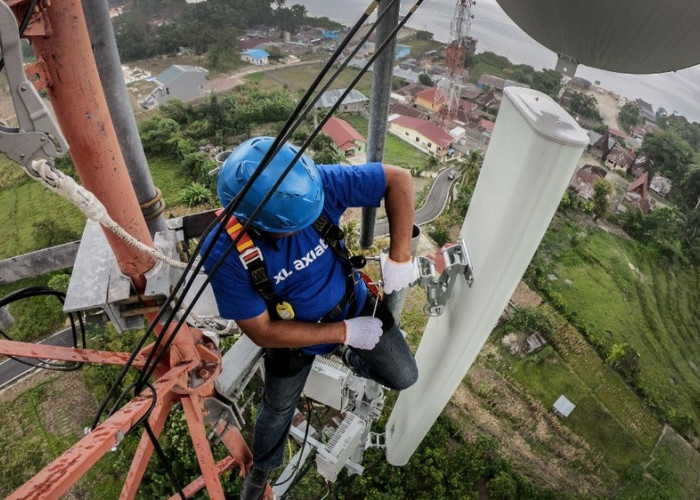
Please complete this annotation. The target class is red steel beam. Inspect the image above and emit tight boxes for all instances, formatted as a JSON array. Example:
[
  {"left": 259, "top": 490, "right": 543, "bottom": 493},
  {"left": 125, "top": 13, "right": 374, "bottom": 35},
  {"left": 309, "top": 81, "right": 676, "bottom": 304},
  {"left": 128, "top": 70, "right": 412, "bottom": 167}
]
[
  {"left": 120, "top": 391, "right": 178, "bottom": 500},
  {"left": 182, "top": 395, "right": 226, "bottom": 499},
  {"left": 0, "top": 339, "right": 150, "bottom": 368},
  {"left": 7, "top": 364, "right": 189, "bottom": 500},
  {"left": 167, "top": 457, "right": 238, "bottom": 500}
]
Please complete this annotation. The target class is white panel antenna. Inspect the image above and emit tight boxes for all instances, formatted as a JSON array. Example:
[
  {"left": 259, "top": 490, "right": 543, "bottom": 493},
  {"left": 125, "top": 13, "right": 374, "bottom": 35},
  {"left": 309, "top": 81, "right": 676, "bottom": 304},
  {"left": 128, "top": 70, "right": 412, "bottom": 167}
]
[{"left": 385, "top": 87, "right": 589, "bottom": 465}]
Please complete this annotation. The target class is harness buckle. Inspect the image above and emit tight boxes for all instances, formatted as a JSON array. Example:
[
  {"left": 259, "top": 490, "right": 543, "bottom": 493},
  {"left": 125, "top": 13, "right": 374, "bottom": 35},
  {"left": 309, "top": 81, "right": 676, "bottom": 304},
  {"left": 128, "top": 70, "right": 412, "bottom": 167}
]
[{"left": 238, "top": 246, "right": 263, "bottom": 269}]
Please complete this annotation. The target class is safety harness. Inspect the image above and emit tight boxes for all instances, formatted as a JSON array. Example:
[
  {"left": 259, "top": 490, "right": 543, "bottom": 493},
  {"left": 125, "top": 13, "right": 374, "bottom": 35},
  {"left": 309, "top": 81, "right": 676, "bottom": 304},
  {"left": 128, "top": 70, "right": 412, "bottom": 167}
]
[{"left": 216, "top": 209, "right": 365, "bottom": 322}]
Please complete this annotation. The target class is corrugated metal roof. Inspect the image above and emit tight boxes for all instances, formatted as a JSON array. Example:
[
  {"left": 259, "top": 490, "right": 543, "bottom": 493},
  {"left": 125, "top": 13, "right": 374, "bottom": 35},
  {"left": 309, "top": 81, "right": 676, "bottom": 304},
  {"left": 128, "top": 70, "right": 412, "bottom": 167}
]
[
  {"left": 553, "top": 395, "right": 576, "bottom": 417},
  {"left": 314, "top": 88, "right": 369, "bottom": 109},
  {"left": 391, "top": 115, "right": 453, "bottom": 147},
  {"left": 157, "top": 65, "right": 208, "bottom": 85},
  {"left": 321, "top": 116, "right": 365, "bottom": 151},
  {"left": 242, "top": 49, "right": 270, "bottom": 60}
]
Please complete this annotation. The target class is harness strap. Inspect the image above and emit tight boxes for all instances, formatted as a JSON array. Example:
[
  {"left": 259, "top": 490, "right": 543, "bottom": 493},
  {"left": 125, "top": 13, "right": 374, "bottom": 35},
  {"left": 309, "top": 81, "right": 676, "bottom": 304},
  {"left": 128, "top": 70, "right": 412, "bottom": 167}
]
[
  {"left": 216, "top": 210, "right": 276, "bottom": 302},
  {"left": 216, "top": 210, "right": 361, "bottom": 322}
]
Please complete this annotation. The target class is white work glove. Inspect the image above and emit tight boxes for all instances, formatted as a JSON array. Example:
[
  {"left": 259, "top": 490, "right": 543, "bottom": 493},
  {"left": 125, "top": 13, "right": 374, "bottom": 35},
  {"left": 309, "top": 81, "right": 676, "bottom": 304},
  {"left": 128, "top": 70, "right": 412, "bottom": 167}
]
[
  {"left": 382, "top": 257, "right": 415, "bottom": 294},
  {"left": 343, "top": 317, "right": 383, "bottom": 350}
]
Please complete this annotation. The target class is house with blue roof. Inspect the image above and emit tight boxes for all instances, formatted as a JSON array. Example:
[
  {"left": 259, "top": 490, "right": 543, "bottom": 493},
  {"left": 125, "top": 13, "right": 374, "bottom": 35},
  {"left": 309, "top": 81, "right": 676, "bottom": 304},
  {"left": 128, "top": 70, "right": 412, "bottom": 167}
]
[
  {"left": 241, "top": 49, "right": 269, "bottom": 66},
  {"left": 395, "top": 44, "right": 411, "bottom": 60}
]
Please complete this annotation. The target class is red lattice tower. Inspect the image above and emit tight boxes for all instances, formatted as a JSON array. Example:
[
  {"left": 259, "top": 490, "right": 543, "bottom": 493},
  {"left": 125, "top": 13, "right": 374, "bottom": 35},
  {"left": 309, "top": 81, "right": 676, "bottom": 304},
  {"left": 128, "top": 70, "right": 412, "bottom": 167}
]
[{"left": 436, "top": 0, "right": 474, "bottom": 124}]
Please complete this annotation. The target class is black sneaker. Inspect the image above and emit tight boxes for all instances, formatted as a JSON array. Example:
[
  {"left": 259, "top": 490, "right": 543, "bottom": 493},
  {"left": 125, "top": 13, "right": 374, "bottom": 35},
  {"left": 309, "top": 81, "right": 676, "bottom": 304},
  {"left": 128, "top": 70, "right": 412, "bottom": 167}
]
[{"left": 240, "top": 466, "right": 270, "bottom": 500}]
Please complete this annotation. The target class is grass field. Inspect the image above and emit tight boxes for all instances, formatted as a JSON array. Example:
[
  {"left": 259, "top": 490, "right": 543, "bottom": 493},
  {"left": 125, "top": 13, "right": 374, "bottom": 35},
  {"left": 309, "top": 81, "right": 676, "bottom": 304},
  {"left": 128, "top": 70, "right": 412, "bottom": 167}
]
[
  {"left": 341, "top": 114, "right": 429, "bottom": 169},
  {"left": 0, "top": 157, "right": 85, "bottom": 259},
  {"left": 540, "top": 220, "right": 700, "bottom": 436},
  {"left": 246, "top": 63, "right": 374, "bottom": 100},
  {"left": 0, "top": 372, "right": 96, "bottom": 497},
  {"left": 509, "top": 307, "right": 661, "bottom": 473},
  {"left": 148, "top": 156, "right": 196, "bottom": 209}
]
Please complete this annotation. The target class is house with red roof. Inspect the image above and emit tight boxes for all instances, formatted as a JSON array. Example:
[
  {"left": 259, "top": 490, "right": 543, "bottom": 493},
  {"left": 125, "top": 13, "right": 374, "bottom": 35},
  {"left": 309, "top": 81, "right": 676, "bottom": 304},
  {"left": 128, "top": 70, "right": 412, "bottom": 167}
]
[
  {"left": 321, "top": 116, "right": 366, "bottom": 158},
  {"left": 457, "top": 100, "right": 478, "bottom": 122},
  {"left": 479, "top": 118, "right": 495, "bottom": 136},
  {"left": 388, "top": 114, "right": 454, "bottom": 158},
  {"left": 394, "top": 83, "right": 428, "bottom": 104},
  {"left": 624, "top": 171, "right": 655, "bottom": 213},
  {"left": 415, "top": 87, "right": 442, "bottom": 113},
  {"left": 389, "top": 100, "right": 428, "bottom": 120},
  {"left": 608, "top": 128, "right": 628, "bottom": 140}
]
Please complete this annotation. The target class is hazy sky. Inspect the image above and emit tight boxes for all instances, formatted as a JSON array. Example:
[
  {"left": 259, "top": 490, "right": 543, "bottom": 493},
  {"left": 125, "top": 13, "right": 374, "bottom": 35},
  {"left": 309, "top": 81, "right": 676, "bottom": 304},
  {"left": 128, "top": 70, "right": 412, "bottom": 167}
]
[{"left": 296, "top": 0, "right": 700, "bottom": 122}]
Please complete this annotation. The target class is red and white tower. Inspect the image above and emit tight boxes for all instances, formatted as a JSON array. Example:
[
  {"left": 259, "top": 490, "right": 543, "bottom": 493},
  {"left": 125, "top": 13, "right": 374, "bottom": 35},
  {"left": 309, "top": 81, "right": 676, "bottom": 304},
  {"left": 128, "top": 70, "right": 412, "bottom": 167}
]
[{"left": 435, "top": 0, "right": 475, "bottom": 124}]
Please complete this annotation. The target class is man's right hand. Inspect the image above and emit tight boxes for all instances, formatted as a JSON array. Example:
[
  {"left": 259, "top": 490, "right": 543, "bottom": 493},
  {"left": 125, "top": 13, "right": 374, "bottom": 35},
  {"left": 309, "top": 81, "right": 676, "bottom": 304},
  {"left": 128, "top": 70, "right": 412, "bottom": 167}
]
[{"left": 343, "top": 317, "right": 383, "bottom": 350}]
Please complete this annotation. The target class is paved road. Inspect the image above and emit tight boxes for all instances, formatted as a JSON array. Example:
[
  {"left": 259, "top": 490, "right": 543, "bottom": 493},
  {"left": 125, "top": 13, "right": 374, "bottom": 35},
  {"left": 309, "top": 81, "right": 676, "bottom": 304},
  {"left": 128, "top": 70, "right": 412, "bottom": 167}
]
[
  {"left": 0, "top": 327, "right": 75, "bottom": 390},
  {"left": 374, "top": 167, "right": 459, "bottom": 237}
]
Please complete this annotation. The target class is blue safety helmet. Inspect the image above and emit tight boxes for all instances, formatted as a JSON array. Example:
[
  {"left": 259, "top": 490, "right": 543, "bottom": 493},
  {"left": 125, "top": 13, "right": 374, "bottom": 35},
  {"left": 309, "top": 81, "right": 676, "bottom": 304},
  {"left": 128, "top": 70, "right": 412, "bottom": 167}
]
[{"left": 217, "top": 137, "right": 324, "bottom": 233}]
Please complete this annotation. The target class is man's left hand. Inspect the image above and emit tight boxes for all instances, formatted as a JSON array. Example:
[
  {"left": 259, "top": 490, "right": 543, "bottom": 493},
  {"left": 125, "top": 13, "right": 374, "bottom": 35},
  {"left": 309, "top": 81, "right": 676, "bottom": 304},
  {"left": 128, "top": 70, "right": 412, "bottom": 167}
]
[{"left": 382, "top": 257, "right": 415, "bottom": 294}]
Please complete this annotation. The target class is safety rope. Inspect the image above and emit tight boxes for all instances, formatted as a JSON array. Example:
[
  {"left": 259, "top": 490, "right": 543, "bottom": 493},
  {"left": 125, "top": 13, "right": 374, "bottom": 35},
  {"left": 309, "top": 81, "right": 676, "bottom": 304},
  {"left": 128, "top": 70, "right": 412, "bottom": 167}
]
[{"left": 25, "top": 159, "right": 188, "bottom": 269}]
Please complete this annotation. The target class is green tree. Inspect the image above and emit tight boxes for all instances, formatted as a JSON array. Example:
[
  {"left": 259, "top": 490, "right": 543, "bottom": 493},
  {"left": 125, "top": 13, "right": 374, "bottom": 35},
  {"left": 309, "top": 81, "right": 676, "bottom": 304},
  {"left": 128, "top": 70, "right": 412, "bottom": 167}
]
[
  {"left": 207, "top": 40, "right": 239, "bottom": 70},
  {"left": 679, "top": 163, "right": 700, "bottom": 211},
  {"left": 569, "top": 92, "right": 601, "bottom": 120},
  {"left": 530, "top": 69, "right": 562, "bottom": 98},
  {"left": 427, "top": 217, "right": 452, "bottom": 247},
  {"left": 618, "top": 102, "right": 642, "bottom": 131},
  {"left": 642, "top": 130, "right": 695, "bottom": 181},
  {"left": 310, "top": 133, "right": 342, "bottom": 164},
  {"left": 507, "top": 64, "right": 535, "bottom": 85},
  {"left": 658, "top": 114, "right": 700, "bottom": 150},
  {"left": 475, "top": 51, "right": 511, "bottom": 69},
  {"left": 418, "top": 72, "right": 433, "bottom": 86},
  {"left": 486, "top": 470, "right": 518, "bottom": 499},
  {"left": 504, "top": 306, "right": 553, "bottom": 337},
  {"left": 607, "top": 342, "right": 641, "bottom": 384},
  {"left": 265, "top": 45, "right": 284, "bottom": 61},
  {"left": 592, "top": 178, "right": 613, "bottom": 220},
  {"left": 415, "top": 30, "right": 434, "bottom": 41},
  {"left": 139, "top": 117, "right": 181, "bottom": 157},
  {"left": 427, "top": 154, "right": 439, "bottom": 169}
]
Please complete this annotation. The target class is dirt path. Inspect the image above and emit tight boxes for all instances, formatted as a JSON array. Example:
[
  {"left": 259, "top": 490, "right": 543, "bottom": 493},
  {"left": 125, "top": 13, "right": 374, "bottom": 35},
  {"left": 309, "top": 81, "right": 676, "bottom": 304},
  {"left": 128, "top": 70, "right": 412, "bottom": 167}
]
[
  {"left": 206, "top": 58, "right": 324, "bottom": 94},
  {"left": 585, "top": 89, "right": 622, "bottom": 130}
]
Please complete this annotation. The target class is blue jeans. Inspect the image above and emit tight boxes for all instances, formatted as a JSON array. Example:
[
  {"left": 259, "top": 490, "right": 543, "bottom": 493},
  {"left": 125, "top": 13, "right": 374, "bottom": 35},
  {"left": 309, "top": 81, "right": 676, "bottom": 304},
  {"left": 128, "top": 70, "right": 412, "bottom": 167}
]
[{"left": 252, "top": 298, "right": 418, "bottom": 471}]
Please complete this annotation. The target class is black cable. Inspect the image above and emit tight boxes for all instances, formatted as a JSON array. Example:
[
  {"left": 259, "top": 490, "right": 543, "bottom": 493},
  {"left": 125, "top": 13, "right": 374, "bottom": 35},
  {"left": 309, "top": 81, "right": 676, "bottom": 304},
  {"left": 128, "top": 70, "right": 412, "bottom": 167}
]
[
  {"left": 118, "top": 0, "right": 423, "bottom": 428},
  {"left": 273, "top": 399, "right": 314, "bottom": 489},
  {"left": 133, "top": 0, "right": 408, "bottom": 385},
  {"left": 0, "top": 285, "right": 86, "bottom": 371},
  {"left": 126, "top": 0, "right": 397, "bottom": 394},
  {"left": 280, "top": 453, "right": 316, "bottom": 500},
  {"left": 94, "top": 0, "right": 419, "bottom": 431},
  {"left": 143, "top": 410, "right": 186, "bottom": 500}
]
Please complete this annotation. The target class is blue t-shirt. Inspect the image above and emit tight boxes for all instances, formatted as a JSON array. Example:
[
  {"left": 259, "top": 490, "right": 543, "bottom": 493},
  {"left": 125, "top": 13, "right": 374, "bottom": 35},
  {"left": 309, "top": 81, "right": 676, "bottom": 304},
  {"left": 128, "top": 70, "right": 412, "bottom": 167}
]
[{"left": 202, "top": 162, "right": 386, "bottom": 354}]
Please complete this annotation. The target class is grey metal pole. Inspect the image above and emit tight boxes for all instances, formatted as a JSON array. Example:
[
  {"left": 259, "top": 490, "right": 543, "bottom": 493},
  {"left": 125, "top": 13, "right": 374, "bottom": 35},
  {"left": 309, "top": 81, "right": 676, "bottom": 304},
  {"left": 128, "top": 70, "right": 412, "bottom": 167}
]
[
  {"left": 359, "top": 1, "right": 413, "bottom": 325},
  {"left": 360, "top": 0, "right": 400, "bottom": 249},
  {"left": 82, "top": 0, "right": 166, "bottom": 235}
]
